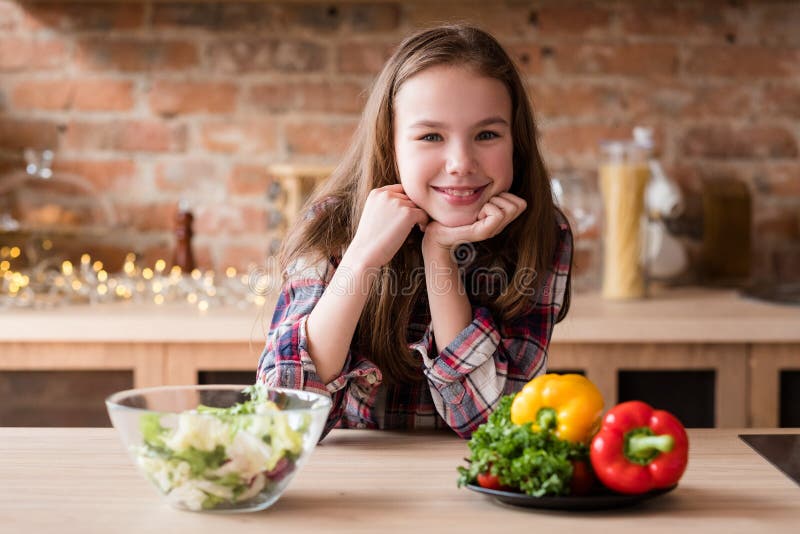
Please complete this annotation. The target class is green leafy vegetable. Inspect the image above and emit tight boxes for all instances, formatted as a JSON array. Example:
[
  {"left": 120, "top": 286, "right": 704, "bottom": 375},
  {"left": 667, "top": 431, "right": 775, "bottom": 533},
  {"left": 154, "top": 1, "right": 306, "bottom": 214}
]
[{"left": 456, "top": 395, "right": 588, "bottom": 497}]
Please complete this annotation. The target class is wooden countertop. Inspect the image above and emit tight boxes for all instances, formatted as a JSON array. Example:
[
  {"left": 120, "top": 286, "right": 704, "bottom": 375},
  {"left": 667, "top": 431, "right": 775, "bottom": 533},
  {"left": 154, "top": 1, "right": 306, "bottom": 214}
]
[
  {"left": 1, "top": 427, "right": 798, "bottom": 533},
  {"left": 1, "top": 288, "right": 798, "bottom": 343}
]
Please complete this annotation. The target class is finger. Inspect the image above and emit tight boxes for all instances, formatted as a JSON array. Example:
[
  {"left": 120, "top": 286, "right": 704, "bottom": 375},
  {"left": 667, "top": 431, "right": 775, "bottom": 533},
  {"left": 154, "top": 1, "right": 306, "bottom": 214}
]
[
  {"left": 480, "top": 201, "right": 505, "bottom": 221},
  {"left": 497, "top": 192, "right": 528, "bottom": 212},
  {"left": 381, "top": 183, "right": 406, "bottom": 192}
]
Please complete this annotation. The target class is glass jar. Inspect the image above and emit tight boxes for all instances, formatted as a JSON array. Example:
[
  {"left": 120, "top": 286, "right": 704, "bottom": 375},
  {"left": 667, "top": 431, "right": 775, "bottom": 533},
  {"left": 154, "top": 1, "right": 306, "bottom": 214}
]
[{"left": 598, "top": 140, "right": 651, "bottom": 299}]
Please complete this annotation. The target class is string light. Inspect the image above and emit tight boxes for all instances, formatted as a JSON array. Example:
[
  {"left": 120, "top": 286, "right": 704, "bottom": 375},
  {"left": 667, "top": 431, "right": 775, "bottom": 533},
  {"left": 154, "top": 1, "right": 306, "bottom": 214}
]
[{"left": 1, "top": 251, "right": 273, "bottom": 310}]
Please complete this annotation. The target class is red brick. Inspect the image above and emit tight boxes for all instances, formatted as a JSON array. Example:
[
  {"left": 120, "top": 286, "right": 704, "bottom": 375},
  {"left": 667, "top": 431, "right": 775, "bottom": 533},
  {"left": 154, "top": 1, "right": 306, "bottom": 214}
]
[
  {"left": 686, "top": 46, "right": 800, "bottom": 79},
  {"left": 762, "top": 85, "right": 800, "bottom": 119},
  {"left": 22, "top": 2, "right": 145, "bottom": 31},
  {"left": 757, "top": 3, "right": 800, "bottom": 46},
  {"left": 345, "top": 3, "right": 401, "bottom": 32},
  {"left": 505, "top": 44, "right": 544, "bottom": 76},
  {"left": 149, "top": 81, "right": 237, "bottom": 116},
  {"left": 555, "top": 43, "right": 679, "bottom": 77},
  {"left": 152, "top": 3, "right": 269, "bottom": 31},
  {"left": 619, "top": 0, "right": 735, "bottom": 39},
  {"left": 272, "top": 3, "right": 401, "bottom": 33},
  {"left": 11, "top": 79, "right": 134, "bottom": 111},
  {"left": 155, "top": 159, "right": 218, "bottom": 192},
  {"left": 199, "top": 120, "right": 278, "bottom": 154},
  {"left": 75, "top": 38, "right": 199, "bottom": 72},
  {"left": 754, "top": 206, "right": 800, "bottom": 241},
  {"left": 228, "top": 165, "right": 276, "bottom": 196},
  {"left": 540, "top": 123, "right": 636, "bottom": 161},
  {"left": 407, "top": 2, "right": 531, "bottom": 36},
  {"left": 219, "top": 244, "right": 269, "bottom": 271},
  {"left": 285, "top": 120, "right": 357, "bottom": 157},
  {"left": 52, "top": 159, "right": 137, "bottom": 193},
  {"left": 116, "top": 202, "right": 177, "bottom": 232},
  {"left": 207, "top": 39, "right": 326, "bottom": 74},
  {"left": 337, "top": 41, "right": 395, "bottom": 74},
  {"left": 194, "top": 205, "right": 267, "bottom": 236},
  {"left": 0, "top": 1, "right": 21, "bottom": 30},
  {"left": 0, "top": 118, "right": 59, "bottom": 150},
  {"left": 753, "top": 163, "right": 800, "bottom": 198},
  {"left": 624, "top": 82, "right": 754, "bottom": 119},
  {"left": 63, "top": 120, "right": 188, "bottom": 152},
  {"left": 534, "top": 5, "right": 612, "bottom": 36},
  {"left": 248, "top": 81, "right": 366, "bottom": 114},
  {"left": 0, "top": 37, "right": 67, "bottom": 71},
  {"left": 681, "top": 125, "right": 798, "bottom": 159},
  {"left": 529, "top": 83, "right": 623, "bottom": 118}
]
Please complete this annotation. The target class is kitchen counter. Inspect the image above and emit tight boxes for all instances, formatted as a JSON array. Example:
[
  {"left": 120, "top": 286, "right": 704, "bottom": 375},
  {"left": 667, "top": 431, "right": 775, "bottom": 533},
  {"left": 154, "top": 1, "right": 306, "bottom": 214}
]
[
  {"left": 1, "top": 427, "right": 798, "bottom": 533},
  {"left": 1, "top": 287, "right": 798, "bottom": 343},
  {"left": 2, "top": 287, "right": 799, "bottom": 427}
]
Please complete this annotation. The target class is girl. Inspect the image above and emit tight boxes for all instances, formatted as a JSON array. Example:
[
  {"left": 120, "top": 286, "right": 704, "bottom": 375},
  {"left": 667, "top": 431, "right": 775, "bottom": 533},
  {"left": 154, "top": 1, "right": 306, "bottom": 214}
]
[{"left": 257, "top": 24, "right": 573, "bottom": 439}]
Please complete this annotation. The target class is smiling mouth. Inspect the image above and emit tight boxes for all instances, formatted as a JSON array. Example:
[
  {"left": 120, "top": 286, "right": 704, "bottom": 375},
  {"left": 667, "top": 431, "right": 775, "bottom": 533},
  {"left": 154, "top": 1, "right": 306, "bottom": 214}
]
[{"left": 432, "top": 185, "right": 489, "bottom": 197}]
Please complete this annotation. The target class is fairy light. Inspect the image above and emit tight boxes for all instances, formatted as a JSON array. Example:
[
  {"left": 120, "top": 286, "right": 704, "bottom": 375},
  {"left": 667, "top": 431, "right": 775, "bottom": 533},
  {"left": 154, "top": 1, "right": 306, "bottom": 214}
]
[
  {"left": 41, "top": 239, "right": 53, "bottom": 250},
  {"left": 1, "top": 248, "right": 267, "bottom": 310}
]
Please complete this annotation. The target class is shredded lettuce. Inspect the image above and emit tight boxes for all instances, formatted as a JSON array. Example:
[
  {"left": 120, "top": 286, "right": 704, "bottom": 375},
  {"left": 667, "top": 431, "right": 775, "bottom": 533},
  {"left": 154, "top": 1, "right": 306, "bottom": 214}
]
[{"left": 135, "top": 385, "right": 306, "bottom": 511}]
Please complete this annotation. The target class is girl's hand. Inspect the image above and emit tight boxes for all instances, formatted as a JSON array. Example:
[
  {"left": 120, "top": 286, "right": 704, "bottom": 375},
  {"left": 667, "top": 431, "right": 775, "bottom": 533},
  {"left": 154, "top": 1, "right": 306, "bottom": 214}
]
[
  {"left": 346, "top": 184, "right": 430, "bottom": 269},
  {"left": 421, "top": 192, "right": 527, "bottom": 253}
]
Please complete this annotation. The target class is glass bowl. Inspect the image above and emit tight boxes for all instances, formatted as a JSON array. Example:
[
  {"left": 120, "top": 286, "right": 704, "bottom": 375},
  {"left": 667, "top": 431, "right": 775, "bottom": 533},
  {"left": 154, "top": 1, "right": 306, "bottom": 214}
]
[{"left": 105, "top": 384, "right": 331, "bottom": 513}]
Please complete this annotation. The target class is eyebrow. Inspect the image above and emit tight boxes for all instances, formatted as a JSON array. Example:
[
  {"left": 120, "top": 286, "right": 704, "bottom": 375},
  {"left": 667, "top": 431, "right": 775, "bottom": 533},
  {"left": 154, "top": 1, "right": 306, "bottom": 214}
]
[{"left": 408, "top": 116, "right": 509, "bottom": 129}]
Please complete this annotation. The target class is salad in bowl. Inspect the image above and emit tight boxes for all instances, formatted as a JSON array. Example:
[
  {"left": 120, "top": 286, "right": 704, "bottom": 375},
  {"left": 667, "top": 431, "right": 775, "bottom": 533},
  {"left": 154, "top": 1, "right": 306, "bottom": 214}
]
[{"left": 106, "top": 384, "right": 331, "bottom": 512}]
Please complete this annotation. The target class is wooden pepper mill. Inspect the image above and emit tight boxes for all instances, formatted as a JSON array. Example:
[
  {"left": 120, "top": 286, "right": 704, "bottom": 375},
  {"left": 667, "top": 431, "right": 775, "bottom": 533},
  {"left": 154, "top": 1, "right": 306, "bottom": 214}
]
[{"left": 172, "top": 201, "right": 196, "bottom": 272}]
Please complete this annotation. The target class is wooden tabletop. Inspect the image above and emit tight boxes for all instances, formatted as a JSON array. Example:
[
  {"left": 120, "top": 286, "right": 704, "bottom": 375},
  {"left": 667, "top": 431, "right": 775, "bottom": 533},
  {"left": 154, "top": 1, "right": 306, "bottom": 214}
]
[{"left": 1, "top": 427, "right": 798, "bottom": 533}]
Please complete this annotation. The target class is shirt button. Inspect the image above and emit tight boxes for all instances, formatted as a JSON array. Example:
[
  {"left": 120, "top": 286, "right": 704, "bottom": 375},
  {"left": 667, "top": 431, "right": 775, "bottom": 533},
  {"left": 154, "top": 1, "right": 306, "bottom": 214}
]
[{"left": 366, "top": 374, "right": 377, "bottom": 385}]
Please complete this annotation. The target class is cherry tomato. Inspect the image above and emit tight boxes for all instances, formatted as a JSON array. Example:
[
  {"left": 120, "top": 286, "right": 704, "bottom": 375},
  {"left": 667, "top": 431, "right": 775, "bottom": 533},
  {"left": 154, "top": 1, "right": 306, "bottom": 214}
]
[
  {"left": 570, "top": 459, "right": 596, "bottom": 496},
  {"left": 476, "top": 472, "right": 505, "bottom": 491}
]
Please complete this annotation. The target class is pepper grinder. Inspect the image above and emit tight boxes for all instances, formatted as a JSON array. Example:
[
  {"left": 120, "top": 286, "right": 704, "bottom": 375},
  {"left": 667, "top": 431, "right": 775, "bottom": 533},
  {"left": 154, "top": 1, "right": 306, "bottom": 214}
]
[{"left": 172, "top": 200, "right": 196, "bottom": 272}]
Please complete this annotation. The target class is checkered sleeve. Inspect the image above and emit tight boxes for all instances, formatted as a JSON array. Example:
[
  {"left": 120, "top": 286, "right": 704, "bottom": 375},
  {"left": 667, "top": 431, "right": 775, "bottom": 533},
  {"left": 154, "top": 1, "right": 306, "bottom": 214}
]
[
  {"left": 410, "top": 216, "right": 573, "bottom": 438},
  {"left": 256, "top": 257, "right": 381, "bottom": 439}
]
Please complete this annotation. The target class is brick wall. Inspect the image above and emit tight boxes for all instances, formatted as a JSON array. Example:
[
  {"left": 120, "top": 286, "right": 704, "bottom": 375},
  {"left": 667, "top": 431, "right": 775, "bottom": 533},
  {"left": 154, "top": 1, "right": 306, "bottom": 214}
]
[{"left": 0, "top": 1, "right": 798, "bottom": 286}]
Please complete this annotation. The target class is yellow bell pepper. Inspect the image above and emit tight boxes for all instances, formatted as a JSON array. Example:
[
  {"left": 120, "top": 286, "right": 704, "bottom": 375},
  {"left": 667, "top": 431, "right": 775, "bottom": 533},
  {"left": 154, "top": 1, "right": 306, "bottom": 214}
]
[{"left": 510, "top": 373, "right": 604, "bottom": 444}]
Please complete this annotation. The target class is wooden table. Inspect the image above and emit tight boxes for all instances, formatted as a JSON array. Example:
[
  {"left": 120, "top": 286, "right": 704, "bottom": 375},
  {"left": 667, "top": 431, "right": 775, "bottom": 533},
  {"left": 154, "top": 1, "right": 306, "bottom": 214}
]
[{"left": 1, "top": 428, "right": 798, "bottom": 533}]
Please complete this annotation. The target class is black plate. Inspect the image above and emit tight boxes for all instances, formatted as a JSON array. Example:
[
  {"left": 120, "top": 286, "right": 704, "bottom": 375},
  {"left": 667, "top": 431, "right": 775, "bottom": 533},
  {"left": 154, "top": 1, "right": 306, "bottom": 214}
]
[{"left": 465, "top": 483, "right": 677, "bottom": 511}]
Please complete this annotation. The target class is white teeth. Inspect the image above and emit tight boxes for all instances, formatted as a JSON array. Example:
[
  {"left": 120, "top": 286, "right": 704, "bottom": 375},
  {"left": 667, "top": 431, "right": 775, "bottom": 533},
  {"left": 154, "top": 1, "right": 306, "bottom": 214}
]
[{"left": 443, "top": 189, "right": 476, "bottom": 196}]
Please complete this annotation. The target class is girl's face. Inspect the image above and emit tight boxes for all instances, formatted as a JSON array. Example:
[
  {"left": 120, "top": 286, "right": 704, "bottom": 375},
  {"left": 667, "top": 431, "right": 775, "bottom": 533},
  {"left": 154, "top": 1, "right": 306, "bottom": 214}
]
[{"left": 393, "top": 65, "right": 514, "bottom": 227}]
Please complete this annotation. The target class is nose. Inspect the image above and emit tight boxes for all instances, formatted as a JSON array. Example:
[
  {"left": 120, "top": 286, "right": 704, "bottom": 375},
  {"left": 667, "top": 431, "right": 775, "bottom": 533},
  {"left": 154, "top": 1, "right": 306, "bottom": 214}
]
[{"left": 445, "top": 140, "right": 476, "bottom": 176}]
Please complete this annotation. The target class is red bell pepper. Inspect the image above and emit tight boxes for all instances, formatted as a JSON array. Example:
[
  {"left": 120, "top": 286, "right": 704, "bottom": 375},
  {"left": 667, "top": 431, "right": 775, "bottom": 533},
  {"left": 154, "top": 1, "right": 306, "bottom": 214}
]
[{"left": 590, "top": 400, "right": 689, "bottom": 495}]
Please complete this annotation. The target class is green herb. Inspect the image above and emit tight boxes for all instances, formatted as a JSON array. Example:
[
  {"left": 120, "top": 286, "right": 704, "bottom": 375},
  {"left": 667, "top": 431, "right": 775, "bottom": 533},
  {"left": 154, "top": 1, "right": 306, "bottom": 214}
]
[{"left": 456, "top": 394, "right": 588, "bottom": 497}]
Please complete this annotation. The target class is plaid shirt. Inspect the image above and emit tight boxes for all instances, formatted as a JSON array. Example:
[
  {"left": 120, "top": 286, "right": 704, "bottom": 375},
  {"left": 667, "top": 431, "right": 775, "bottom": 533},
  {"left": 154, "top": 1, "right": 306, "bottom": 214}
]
[{"left": 257, "top": 211, "right": 572, "bottom": 440}]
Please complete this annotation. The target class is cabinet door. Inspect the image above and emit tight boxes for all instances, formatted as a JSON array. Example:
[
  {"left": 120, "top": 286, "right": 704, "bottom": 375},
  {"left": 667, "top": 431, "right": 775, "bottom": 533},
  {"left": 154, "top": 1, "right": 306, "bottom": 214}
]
[{"left": 548, "top": 343, "right": 747, "bottom": 427}]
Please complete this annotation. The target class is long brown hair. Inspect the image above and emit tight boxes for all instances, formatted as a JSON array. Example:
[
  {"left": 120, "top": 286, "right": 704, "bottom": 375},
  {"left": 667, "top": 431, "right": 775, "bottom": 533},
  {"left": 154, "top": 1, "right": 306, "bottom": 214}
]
[{"left": 279, "top": 25, "right": 567, "bottom": 384}]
